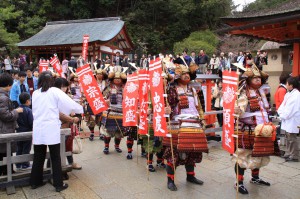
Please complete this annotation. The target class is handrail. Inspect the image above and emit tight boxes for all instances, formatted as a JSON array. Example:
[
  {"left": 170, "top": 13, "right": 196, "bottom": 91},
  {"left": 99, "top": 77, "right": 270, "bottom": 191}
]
[
  {"left": 0, "top": 128, "right": 72, "bottom": 195},
  {"left": 0, "top": 129, "right": 71, "bottom": 143}
]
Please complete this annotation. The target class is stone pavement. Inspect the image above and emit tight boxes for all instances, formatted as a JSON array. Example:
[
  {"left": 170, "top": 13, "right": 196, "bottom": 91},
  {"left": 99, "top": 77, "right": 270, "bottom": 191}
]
[{"left": 1, "top": 131, "right": 300, "bottom": 199}]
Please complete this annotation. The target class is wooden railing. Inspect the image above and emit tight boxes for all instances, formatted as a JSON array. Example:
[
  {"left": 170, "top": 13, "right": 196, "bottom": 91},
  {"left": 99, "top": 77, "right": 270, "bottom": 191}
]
[{"left": 0, "top": 129, "right": 72, "bottom": 195}]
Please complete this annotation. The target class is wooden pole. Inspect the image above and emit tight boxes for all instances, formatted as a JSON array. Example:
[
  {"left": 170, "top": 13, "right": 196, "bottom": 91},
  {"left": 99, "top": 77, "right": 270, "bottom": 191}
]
[
  {"left": 235, "top": 68, "right": 240, "bottom": 199},
  {"left": 136, "top": 125, "right": 139, "bottom": 164},
  {"left": 147, "top": 133, "right": 150, "bottom": 181},
  {"left": 292, "top": 42, "right": 300, "bottom": 76},
  {"left": 136, "top": 69, "right": 140, "bottom": 165},
  {"left": 162, "top": 61, "right": 176, "bottom": 180}
]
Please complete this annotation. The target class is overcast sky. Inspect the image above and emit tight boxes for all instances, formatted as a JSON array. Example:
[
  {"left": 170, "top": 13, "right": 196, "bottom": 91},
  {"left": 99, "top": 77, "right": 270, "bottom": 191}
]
[{"left": 233, "top": 0, "right": 256, "bottom": 11}]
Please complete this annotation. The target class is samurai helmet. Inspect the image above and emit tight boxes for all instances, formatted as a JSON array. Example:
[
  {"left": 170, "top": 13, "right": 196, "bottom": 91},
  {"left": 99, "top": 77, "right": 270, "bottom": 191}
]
[
  {"left": 175, "top": 64, "right": 189, "bottom": 76},
  {"left": 174, "top": 64, "right": 197, "bottom": 80},
  {"left": 232, "top": 63, "right": 269, "bottom": 83},
  {"left": 95, "top": 64, "right": 109, "bottom": 76},
  {"left": 107, "top": 66, "right": 127, "bottom": 80}
]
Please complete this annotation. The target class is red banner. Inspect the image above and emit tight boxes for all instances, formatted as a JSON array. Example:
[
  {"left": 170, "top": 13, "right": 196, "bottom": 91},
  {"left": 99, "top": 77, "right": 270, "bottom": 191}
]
[
  {"left": 82, "top": 35, "right": 89, "bottom": 62},
  {"left": 77, "top": 64, "right": 108, "bottom": 114},
  {"left": 39, "top": 60, "right": 48, "bottom": 73},
  {"left": 149, "top": 58, "right": 167, "bottom": 137},
  {"left": 222, "top": 71, "right": 239, "bottom": 154},
  {"left": 122, "top": 73, "right": 139, "bottom": 126},
  {"left": 49, "top": 55, "right": 63, "bottom": 76},
  {"left": 138, "top": 69, "right": 149, "bottom": 135}
]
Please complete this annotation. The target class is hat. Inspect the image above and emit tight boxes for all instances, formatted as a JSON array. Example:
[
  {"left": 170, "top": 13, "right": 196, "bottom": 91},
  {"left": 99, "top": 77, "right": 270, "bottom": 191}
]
[
  {"left": 174, "top": 64, "right": 188, "bottom": 80},
  {"left": 108, "top": 66, "right": 127, "bottom": 80},
  {"left": 232, "top": 63, "right": 269, "bottom": 82},
  {"left": 95, "top": 64, "right": 109, "bottom": 75},
  {"left": 173, "top": 62, "right": 198, "bottom": 81},
  {"left": 175, "top": 64, "right": 189, "bottom": 75}
]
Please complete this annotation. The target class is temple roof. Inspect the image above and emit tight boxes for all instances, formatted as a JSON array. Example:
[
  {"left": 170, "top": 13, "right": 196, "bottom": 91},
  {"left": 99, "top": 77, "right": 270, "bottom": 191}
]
[
  {"left": 18, "top": 17, "right": 133, "bottom": 49},
  {"left": 217, "top": 0, "right": 300, "bottom": 43},
  {"left": 223, "top": 0, "right": 300, "bottom": 20}
]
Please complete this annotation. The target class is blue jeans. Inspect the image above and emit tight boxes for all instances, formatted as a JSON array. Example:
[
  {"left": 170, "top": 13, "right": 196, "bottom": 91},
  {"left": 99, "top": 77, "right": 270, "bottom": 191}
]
[{"left": 16, "top": 140, "right": 32, "bottom": 168}]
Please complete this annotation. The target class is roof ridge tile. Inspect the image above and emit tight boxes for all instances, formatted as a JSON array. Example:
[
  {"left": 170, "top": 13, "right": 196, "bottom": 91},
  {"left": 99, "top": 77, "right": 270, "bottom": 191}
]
[{"left": 46, "top": 17, "right": 122, "bottom": 26}]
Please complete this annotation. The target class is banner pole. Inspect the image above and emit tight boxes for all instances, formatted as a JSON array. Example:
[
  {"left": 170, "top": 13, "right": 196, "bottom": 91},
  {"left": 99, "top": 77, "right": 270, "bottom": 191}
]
[
  {"left": 136, "top": 125, "right": 139, "bottom": 164},
  {"left": 162, "top": 61, "right": 176, "bottom": 181},
  {"left": 146, "top": 86, "right": 151, "bottom": 181},
  {"left": 147, "top": 132, "right": 150, "bottom": 181},
  {"left": 235, "top": 68, "right": 240, "bottom": 199}
]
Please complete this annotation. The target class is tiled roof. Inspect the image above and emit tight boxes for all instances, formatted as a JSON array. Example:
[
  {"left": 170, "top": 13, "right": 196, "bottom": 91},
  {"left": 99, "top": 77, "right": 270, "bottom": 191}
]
[
  {"left": 223, "top": 0, "right": 300, "bottom": 19},
  {"left": 18, "top": 17, "right": 125, "bottom": 47}
]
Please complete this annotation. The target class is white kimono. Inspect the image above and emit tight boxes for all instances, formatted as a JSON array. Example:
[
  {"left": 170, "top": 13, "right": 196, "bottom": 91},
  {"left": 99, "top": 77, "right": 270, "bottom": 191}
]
[
  {"left": 278, "top": 89, "right": 300, "bottom": 134},
  {"left": 32, "top": 87, "right": 83, "bottom": 145}
]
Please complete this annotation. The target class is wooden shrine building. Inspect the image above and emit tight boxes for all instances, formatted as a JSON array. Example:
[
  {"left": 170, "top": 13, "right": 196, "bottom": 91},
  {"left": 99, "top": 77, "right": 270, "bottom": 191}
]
[
  {"left": 218, "top": 0, "right": 300, "bottom": 76},
  {"left": 18, "top": 17, "right": 134, "bottom": 62}
]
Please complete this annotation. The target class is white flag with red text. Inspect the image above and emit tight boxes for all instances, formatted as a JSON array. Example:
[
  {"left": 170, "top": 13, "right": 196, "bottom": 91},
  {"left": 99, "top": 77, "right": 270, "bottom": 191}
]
[
  {"left": 82, "top": 35, "right": 89, "bottom": 62},
  {"left": 39, "top": 60, "right": 48, "bottom": 73},
  {"left": 49, "top": 54, "right": 63, "bottom": 77},
  {"left": 122, "top": 72, "right": 139, "bottom": 126},
  {"left": 222, "top": 71, "right": 239, "bottom": 154},
  {"left": 138, "top": 69, "right": 149, "bottom": 135},
  {"left": 77, "top": 64, "right": 108, "bottom": 114},
  {"left": 149, "top": 58, "right": 167, "bottom": 137}
]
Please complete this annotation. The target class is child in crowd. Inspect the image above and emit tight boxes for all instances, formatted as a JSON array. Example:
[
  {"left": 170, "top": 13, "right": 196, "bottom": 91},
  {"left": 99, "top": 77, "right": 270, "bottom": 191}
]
[
  {"left": 16, "top": 92, "right": 33, "bottom": 170},
  {"left": 10, "top": 71, "right": 29, "bottom": 108},
  {"left": 33, "top": 69, "right": 39, "bottom": 79},
  {"left": 12, "top": 70, "right": 19, "bottom": 83}
]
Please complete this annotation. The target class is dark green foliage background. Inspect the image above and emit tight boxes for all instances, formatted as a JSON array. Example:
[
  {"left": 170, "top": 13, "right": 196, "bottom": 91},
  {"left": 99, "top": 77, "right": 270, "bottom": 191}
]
[{"left": 0, "top": 0, "right": 289, "bottom": 55}]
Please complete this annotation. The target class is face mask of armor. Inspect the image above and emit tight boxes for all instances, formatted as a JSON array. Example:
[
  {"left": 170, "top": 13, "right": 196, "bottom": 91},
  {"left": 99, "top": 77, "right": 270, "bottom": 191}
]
[{"left": 249, "top": 77, "right": 262, "bottom": 89}]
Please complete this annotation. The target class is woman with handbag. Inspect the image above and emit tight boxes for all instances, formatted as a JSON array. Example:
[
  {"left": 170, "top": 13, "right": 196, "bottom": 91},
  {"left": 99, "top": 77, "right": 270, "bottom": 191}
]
[
  {"left": 30, "top": 72, "right": 83, "bottom": 192},
  {"left": 54, "top": 78, "right": 82, "bottom": 171}
]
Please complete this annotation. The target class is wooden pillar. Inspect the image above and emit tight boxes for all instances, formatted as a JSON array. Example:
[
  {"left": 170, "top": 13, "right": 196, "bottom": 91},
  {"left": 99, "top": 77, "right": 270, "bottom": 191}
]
[
  {"left": 206, "top": 80, "right": 212, "bottom": 112},
  {"left": 98, "top": 46, "right": 100, "bottom": 59},
  {"left": 35, "top": 50, "right": 38, "bottom": 61},
  {"left": 29, "top": 50, "right": 32, "bottom": 62},
  {"left": 203, "top": 79, "right": 216, "bottom": 136},
  {"left": 292, "top": 42, "right": 300, "bottom": 76},
  {"left": 93, "top": 43, "right": 96, "bottom": 62}
]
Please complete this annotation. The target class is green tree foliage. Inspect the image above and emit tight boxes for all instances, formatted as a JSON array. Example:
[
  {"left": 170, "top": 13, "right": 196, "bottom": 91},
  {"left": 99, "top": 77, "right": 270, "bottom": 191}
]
[
  {"left": 0, "top": 0, "right": 233, "bottom": 54},
  {"left": 173, "top": 30, "right": 219, "bottom": 56},
  {"left": 0, "top": 3, "right": 22, "bottom": 50},
  {"left": 125, "top": 0, "right": 232, "bottom": 53}
]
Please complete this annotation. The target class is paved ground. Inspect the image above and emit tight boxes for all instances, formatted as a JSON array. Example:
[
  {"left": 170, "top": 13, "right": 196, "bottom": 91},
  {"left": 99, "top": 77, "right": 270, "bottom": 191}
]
[{"left": 1, "top": 128, "right": 300, "bottom": 199}]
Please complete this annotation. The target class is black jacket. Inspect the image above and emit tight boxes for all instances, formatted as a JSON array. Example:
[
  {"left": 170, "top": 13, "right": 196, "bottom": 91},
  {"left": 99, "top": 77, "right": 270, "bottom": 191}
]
[
  {"left": 113, "top": 56, "right": 123, "bottom": 66},
  {"left": 196, "top": 54, "right": 209, "bottom": 65},
  {"left": 16, "top": 105, "right": 33, "bottom": 132}
]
